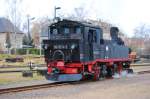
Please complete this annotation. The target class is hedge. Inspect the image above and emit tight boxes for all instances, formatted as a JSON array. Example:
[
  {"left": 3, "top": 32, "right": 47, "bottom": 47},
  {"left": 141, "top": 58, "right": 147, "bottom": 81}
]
[{"left": 16, "top": 48, "right": 44, "bottom": 55}]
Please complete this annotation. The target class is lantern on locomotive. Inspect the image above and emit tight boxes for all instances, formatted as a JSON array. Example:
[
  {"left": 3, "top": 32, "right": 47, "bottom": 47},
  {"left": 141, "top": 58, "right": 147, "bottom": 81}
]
[{"left": 43, "top": 19, "right": 132, "bottom": 81}]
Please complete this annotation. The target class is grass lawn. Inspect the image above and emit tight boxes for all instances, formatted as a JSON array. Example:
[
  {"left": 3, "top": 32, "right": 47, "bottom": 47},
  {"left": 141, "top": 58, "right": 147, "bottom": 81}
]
[
  {"left": 0, "top": 54, "right": 46, "bottom": 85},
  {"left": 0, "top": 67, "right": 30, "bottom": 72},
  {"left": 0, "top": 72, "right": 45, "bottom": 85},
  {"left": 0, "top": 54, "right": 45, "bottom": 67}
]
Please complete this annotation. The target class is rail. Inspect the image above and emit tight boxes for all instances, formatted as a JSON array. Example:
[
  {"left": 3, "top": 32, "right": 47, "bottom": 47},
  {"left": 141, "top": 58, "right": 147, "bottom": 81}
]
[
  {"left": 131, "top": 63, "right": 150, "bottom": 66},
  {"left": 0, "top": 82, "right": 70, "bottom": 94}
]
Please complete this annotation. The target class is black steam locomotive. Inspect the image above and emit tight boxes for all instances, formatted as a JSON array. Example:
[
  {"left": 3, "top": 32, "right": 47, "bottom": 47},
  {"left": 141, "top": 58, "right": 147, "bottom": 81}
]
[{"left": 43, "top": 19, "right": 132, "bottom": 81}]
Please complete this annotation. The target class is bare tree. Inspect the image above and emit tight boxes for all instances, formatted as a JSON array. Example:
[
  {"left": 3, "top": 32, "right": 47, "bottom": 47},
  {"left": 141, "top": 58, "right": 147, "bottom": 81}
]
[
  {"left": 134, "top": 24, "right": 150, "bottom": 40},
  {"left": 6, "top": 32, "right": 11, "bottom": 54},
  {"left": 31, "top": 22, "right": 40, "bottom": 48},
  {"left": 0, "top": 43, "right": 3, "bottom": 53},
  {"left": 5, "top": 0, "right": 23, "bottom": 29},
  {"left": 74, "top": 7, "right": 87, "bottom": 20},
  {"left": 67, "top": 7, "right": 88, "bottom": 21},
  {"left": 133, "top": 24, "right": 150, "bottom": 55},
  {"left": 31, "top": 17, "right": 53, "bottom": 48}
]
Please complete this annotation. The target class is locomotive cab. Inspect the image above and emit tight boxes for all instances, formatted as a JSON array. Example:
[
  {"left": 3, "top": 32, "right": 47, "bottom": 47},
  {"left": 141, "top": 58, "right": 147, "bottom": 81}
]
[
  {"left": 43, "top": 20, "right": 85, "bottom": 81},
  {"left": 43, "top": 20, "right": 83, "bottom": 62}
]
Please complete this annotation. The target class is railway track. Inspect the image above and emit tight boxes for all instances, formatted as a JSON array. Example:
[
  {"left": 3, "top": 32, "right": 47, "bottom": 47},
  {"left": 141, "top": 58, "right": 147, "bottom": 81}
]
[
  {"left": 131, "top": 63, "right": 150, "bottom": 66},
  {"left": 0, "top": 82, "right": 72, "bottom": 94},
  {"left": 0, "top": 64, "right": 45, "bottom": 68},
  {"left": 0, "top": 80, "right": 92, "bottom": 95},
  {"left": 137, "top": 70, "right": 150, "bottom": 74}
]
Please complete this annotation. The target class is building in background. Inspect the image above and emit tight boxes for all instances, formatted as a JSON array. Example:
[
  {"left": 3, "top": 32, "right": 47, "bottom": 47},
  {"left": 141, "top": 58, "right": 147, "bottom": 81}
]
[{"left": 0, "top": 17, "right": 24, "bottom": 53}]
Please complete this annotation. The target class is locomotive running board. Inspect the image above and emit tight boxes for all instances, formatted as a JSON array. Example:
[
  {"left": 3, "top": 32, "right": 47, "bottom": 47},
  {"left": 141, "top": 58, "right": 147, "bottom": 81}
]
[{"left": 45, "top": 74, "right": 82, "bottom": 82}]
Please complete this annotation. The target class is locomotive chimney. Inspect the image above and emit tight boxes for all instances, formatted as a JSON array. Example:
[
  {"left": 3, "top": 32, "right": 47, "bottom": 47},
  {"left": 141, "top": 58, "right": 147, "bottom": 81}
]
[
  {"left": 110, "top": 27, "right": 124, "bottom": 45},
  {"left": 110, "top": 27, "right": 119, "bottom": 41}
]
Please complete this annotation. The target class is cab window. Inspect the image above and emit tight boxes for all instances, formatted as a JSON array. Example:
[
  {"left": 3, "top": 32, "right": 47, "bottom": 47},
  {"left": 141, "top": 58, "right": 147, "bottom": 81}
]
[
  {"left": 88, "top": 29, "right": 97, "bottom": 43},
  {"left": 64, "top": 27, "right": 70, "bottom": 34},
  {"left": 52, "top": 28, "right": 58, "bottom": 34},
  {"left": 75, "top": 27, "right": 81, "bottom": 34},
  {"left": 50, "top": 27, "right": 58, "bottom": 35}
]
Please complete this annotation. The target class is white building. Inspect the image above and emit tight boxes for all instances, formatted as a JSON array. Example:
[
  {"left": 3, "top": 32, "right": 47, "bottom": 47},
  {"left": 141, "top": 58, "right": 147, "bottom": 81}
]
[{"left": 0, "top": 17, "right": 24, "bottom": 53}]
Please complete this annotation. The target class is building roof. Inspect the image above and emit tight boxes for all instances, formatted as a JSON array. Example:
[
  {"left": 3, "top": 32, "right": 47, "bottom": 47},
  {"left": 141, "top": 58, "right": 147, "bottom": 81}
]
[{"left": 0, "top": 17, "right": 22, "bottom": 33}]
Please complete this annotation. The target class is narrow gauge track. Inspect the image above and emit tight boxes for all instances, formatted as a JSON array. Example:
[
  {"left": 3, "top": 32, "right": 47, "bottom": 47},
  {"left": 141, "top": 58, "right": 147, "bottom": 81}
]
[
  {"left": 0, "top": 82, "right": 75, "bottom": 94},
  {"left": 0, "top": 70, "right": 42, "bottom": 73},
  {"left": 1, "top": 70, "right": 150, "bottom": 95},
  {"left": 131, "top": 63, "right": 150, "bottom": 66},
  {"left": 137, "top": 70, "right": 150, "bottom": 74},
  {"left": 0, "top": 64, "right": 45, "bottom": 68},
  {"left": 0, "top": 81, "right": 93, "bottom": 95}
]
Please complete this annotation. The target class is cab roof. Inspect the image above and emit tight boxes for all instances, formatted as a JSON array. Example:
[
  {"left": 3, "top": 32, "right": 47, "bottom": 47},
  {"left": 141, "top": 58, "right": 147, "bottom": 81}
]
[{"left": 50, "top": 19, "right": 100, "bottom": 29}]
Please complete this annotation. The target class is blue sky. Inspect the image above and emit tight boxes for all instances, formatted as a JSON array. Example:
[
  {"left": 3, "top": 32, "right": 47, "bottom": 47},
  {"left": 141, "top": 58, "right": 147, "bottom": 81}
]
[{"left": 0, "top": 0, "right": 150, "bottom": 37}]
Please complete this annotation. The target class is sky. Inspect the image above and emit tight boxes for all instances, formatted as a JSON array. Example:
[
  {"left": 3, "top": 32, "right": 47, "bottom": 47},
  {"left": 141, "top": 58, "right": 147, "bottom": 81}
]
[{"left": 0, "top": 0, "right": 150, "bottom": 37}]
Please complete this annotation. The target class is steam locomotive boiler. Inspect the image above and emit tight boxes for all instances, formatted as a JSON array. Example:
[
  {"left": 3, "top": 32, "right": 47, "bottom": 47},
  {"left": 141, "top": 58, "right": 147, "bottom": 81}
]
[{"left": 43, "top": 19, "right": 132, "bottom": 81}]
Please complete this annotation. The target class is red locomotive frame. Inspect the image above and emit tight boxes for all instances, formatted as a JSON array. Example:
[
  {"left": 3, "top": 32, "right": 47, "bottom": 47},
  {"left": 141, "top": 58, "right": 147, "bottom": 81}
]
[{"left": 46, "top": 58, "right": 131, "bottom": 81}]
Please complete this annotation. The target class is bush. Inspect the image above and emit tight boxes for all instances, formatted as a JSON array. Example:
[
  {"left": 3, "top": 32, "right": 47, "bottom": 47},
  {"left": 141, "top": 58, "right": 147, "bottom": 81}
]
[
  {"left": 0, "top": 54, "right": 15, "bottom": 60},
  {"left": 29, "top": 48, "right": 40, "bottom": 55},
  {"left": 16, "top": 49, "right": 27, "bottom": 55}
]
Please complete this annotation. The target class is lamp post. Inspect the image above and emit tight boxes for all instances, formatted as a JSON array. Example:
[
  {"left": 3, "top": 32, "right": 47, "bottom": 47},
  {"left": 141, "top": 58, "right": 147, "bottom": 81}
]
[
  {"left": 14, "top": 0, "right": 16, "bottom": 54},
  {"left": 54, "top": 6, "right": 61, "bottom": 20},
  {"left": 27, "top": 15, "right": 35, "bottom": 46}
]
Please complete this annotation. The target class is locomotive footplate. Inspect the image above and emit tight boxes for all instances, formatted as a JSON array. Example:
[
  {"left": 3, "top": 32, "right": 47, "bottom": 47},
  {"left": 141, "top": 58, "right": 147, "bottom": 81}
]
[{"left": 45, "top": 74, "right": 82, "bottom": 81}]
